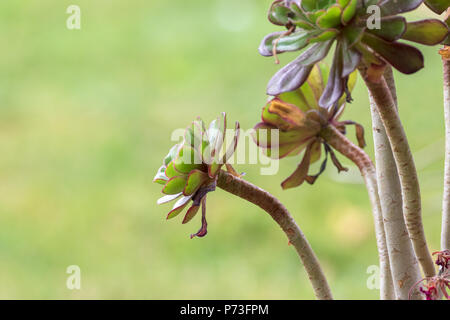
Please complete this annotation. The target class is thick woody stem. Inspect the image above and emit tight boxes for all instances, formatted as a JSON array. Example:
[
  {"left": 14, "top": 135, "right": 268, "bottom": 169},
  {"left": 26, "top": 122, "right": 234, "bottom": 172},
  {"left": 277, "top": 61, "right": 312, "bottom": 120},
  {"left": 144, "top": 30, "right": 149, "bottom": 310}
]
[
  {"left": 217, "top": 170, "right": 333, "bottom": 300},
  {"left": 369, "top": 67, "right": 423, "bottom": 299},
  {"left": 441, "top": 48, "right": 450, "bottom": 251},
  {"left": 359, "top": 66, "right": 436, "bottom": 278},
  {"left": 320, "top": 125, "right": 394, "bottom": 299}
]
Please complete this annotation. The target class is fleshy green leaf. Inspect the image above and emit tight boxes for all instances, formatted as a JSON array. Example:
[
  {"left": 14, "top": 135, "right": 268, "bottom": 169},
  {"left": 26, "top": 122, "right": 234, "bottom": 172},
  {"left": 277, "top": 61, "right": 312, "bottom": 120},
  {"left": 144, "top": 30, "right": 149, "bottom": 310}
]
[
  {"left": 424, "top": 0, "right": 450, "bottom": 14},
  {"left": 341, "top": 0, "right": 357, "bottom": 25},
  {"left": 367, "top": 16, "right": 406, "bottom": 42},
  {"left": 268, "top": 1, "right": 292, "bottom": 26},
  {"left": 183, "top": 170, "right": 209, "bottom": 196},
  {"left": 258, "top": 30, "right": 320, "bottom": 57},
  {"left": 162, "top": 176, "right": 188, "bottom": 195},
  {"left": 379, "top": 0, "right": 423, "bottom": 16},
  {"left": 309, "top": 29, "right": 339, "bottom": 43},
  {"left": 362, "top": 33, "right": 424, "bottom": 74},
  {"left": 173, "top": 146, "right": 203, "bottom": 174},
  {"left": 316, "top": 5, "right": 342, "bottom": 29},
  {"left": 402, "top": 19, "right": 449, "bottom": 45},
  {"left": 165, "top": 161, "right": 181, "bottom": 178},
  {"left": 253, "top": 122, "right": 319, "bottom": 150}
]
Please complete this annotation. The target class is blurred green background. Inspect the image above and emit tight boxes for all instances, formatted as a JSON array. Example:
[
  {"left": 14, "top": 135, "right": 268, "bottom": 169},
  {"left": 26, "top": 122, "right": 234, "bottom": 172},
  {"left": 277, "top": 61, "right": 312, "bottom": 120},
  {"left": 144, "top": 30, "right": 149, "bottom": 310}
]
[{"left": 0, "top": 1, "right": 446, "bottom": 299}]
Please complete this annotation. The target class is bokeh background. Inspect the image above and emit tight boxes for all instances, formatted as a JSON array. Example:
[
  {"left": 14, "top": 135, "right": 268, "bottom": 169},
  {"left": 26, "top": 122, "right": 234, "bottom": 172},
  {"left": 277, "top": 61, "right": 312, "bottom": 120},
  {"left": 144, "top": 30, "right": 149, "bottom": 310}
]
[{"left": 0, "top": 1, "right": 446, "bottom": 299}]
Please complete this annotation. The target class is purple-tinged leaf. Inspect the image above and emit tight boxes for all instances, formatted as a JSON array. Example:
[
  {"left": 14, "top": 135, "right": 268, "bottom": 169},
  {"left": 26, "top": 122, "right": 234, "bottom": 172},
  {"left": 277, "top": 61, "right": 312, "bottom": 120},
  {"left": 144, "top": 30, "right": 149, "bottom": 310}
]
[
  {"left": 362, "top": 33, "right": 424, "bottom": 74},
  {"left": 379, "top": 0, "right": 423, "bottom": 15},
  {"left": 402, "top": 19, "right": 449, "bottom": 45},
  {"left": 182, "top": 204, "right": 200, "bottom": 224},
  {"left": 367, "top": 16, "right": 406, "bottom": 42},
  {"left": 281, "top": 141, "right": 314, "bottom": 189},
  {"left": 267, "top": 40, "right": 334, "bottom": 96},
  {"left": 424, "top": 0, "right": 450, "bottom": 14},
  {"left": 166, "top": 195, "right": 192, "bottom": 220},
  {"left": 319, "top": 43, "right": 345, "bottom": 109}
]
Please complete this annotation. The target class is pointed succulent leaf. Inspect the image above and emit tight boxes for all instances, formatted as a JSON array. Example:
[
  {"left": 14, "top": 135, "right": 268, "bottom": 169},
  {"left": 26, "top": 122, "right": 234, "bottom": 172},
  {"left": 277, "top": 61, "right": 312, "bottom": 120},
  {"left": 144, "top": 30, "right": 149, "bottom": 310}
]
[
  {"left": 362, "top": 33, "right": 424, "bottom": 74},
  {"left": 207, "top": 162, "right": 222, "bottom": 178},
  {"left": 342, "top": 25, "right": 365, "bottom": 48},
  {"left": 306, "top": 64, "right": 326, "bottom": 101},
  {"left": 401, "top": 19, "right": 449, "bottom": 45},
  {"left": 259, "top": 30, "right": 321, "bottom": 57},
  {"left": 309, "top": 139, "right": 322, "bottom": 164},
  {"left": 281, "top": 141, "right": 314, "bottom": 189},
  {"left": 316, "top": 5, "right": 342, "bottom": 29},
  {"left": 379, "top": 0, "right": 423, "bottom": 16},
  {"left": 268, "top": 99, "right": 308, "bottom": 127},
  {"left": 268, "top": 0, "right": 293, "bottom": 26},
  {"left": 157, "top": 193, "right": 182, "bottom": 205},
  {"left": 253, "top": 121, "right": 319, "bottom": 150},
  {"left": 166, "top": 195, "right": 192, "bottom": 219},
  {"left": 162, "top": 176, "right": 188, "bottom": 195},
  {"left": 319, "top": 43, "right": 345, "bottom": 108},
  {"left": 367, "top": 16, "right": 406, "bottom": 42},
  {"left": 309, "top": 29, "right": 339, "bottom": 43},
  {"left": 163, "top": 144, "right": 181, "bottom": 166},
  {"left": 341, "top": 37, "right": 362, "bottom": 77},
  {"left": 267, "top": 40, "right": 334, "bottom": 96},
  {"left": 173, "top": 145, "right": 203, "bottom": 174},
  {"left": 424, "top": 0, "right": 450, "bottom": 14},
  {"left": 182, "top": 204, "right": 201, "bottom": 224},
  {"left": 301, "top": 0, "right": 318, "bottom": 11},
  {"left": 154, "top": 165, "right": 168, "bottom": 184},
  {"left": 341, "top": 0, "right": 357, "bottom": 25},
  {"left": 223, "top": 122, "right": 241, "bottom": 164},
  {"left": 165, "top": 161, "right": 181, "bottom": 178},
  {"left": 183, "top": 170, "right": 209, "bottom": 196}
]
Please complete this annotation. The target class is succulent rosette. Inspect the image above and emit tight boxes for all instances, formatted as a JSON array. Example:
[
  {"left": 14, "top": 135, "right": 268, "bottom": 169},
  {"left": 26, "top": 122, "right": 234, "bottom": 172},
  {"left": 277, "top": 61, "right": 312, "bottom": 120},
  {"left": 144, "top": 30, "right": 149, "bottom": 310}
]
[
  {"left": 253, "top": 63, "right": 363, "bottom": 189},
  {"left": 259, "top": 0, "right": 449, "bottom": 108},
  {"left": 154, "top": 113, "right": 240, "bottom": 238}
]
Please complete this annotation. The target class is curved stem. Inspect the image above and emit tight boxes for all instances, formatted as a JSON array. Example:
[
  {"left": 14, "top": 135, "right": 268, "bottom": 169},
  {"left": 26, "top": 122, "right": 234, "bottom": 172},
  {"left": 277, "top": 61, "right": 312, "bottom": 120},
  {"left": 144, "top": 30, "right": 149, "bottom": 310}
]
[
  {"left": 370, "top": 67, "right": 423, "bottom": 299},
  {"left": 359, "top": 66, "right": 436, "bottom": 278},
  {"left": 217, "top": 170, "right": 333, "bottom": 300},
  {"left": 441, "top": 50, "right": 450, "bottom": 251},
  {"left": 319, "top": 125, "right": 394, "bottom": 299}
]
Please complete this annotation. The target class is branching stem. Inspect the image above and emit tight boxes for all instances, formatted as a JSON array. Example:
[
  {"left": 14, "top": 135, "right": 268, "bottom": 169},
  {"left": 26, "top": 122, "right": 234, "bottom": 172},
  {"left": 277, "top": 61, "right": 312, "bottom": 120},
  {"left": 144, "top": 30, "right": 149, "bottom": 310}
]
[
  {"left": 359, "top": 66, "right": 436, "bottom": 278},
  {"left": 217, "top": 170, "right": 333, "bottom": 300},
  {"left": 320, "top": 125, "right": 394, "bottom": 299},
  {"left": 369, "top": 67, "right": 423, "bottom": 299}
]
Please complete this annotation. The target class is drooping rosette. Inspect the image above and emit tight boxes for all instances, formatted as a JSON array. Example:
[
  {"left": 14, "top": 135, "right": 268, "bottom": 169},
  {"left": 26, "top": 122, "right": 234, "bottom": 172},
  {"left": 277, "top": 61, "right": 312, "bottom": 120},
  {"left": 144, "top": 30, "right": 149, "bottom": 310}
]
[
  {"left": 253, "top": 62, "right": 364, "bottom": 189},
  {"left": 154, "top": 113, "right": 240, "bottom": 238}
]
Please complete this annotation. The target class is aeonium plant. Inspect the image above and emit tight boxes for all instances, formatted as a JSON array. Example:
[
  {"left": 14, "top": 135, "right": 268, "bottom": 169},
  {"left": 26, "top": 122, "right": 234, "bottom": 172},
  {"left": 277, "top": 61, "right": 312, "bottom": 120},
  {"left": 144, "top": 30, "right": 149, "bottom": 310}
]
[
  {"left": 253, "top": 62, "right": 362, "bottom": 189},
  {"left": 259, "top": 0, "right": 449, "bottom": 108},
  {"left": 154, "top": 113, "right": 333, "bottom": 299},
  {"left": 154, "top": 113, "right": 240, "bottom": 238}
]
